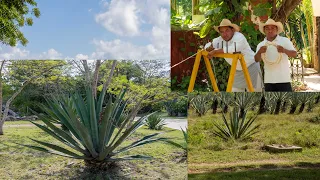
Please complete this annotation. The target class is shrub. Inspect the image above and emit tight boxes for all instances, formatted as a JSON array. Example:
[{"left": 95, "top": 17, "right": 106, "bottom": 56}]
[
  {"left": 212, "top": 108, "right": 260, "bottom": 141},
  {"left": 146, "top": 113, "right": 166, "bottom": 130}
]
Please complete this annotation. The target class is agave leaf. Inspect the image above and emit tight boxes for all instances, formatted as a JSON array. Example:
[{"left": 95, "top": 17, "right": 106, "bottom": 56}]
[
  {"left": 30, "top": 121, "right": 87, "bottom": 155},
  {"left": 182, "top": 128, "right": 188, "bottom": 143},
  {"left": 115, "top": 133, "right": 162, "bottom": 153},
  {"left": 108, "top": 155, "right": 152, "bottom": 161},
  {"left": 19, "top": 143, "right": 89, "bottom": 159},
  {"left": 115, "top": 137, "right": 168, "bottom": 155},
  {"left": 159, "top": 139, "right": 186, "bottom": 150},
  {"left": 98, "top": 94, "right": 114, "bottom": 153},
  {"left": 29, "top": 138, "right": 85, "bottom": 158},
  {"left": 100, "top": 114, "right": 149, "bottom": 159},
  {"left": 87, "top": 88, "right": 99, "bottom": 150},
  {"left": 49, "top": 97, "right": 98, "bottom": 157},
  {"left": 72, "top": 92, "right": 90, "bottom": 130},
  {"left": 108, "top": 98, "right": 145, "bottom": 148},
  {"left": 105, "top": 90, "right": 127, "bottom": 146}
]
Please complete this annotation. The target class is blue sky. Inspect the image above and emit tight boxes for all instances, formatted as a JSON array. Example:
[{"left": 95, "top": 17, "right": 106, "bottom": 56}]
[{"left": 0, "top": 0, "right": 170, "bottom": 60}]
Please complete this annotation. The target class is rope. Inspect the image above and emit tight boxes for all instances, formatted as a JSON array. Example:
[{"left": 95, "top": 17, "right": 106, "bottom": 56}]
[
  {"left": 171, "top": 50, "right": 203, "bottom": 69},
  {"left": 261, "top": 41, "right": 282, "bottom": 65}
]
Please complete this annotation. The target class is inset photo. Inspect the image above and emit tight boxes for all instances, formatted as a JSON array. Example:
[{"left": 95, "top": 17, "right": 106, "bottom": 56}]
[
  {"left": 188, "top": 92, "right": 320, "bottom": 179},
  {"left": 171, "top": 0, "right": 320, "bottom": 92}
]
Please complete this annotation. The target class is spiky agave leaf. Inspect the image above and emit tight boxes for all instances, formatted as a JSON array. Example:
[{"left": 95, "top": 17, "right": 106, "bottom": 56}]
[
  {"left": 212, "top": 108, "right": 260, "bottom": 141},
  {"left": 160, "top": 128, "right": 188, "bottom": 151},
  {"left": 24, "top": 87, "right": 164, "bottom": 164}
]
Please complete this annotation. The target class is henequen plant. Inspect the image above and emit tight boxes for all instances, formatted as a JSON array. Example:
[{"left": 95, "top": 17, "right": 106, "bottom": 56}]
[
  {"left": 212, "top": 108, "right": 260, "bottom": 141},
  {"left": 23, "top": 88, "right": 166, "bottom": 169},
  {"left": 190, "top": 94, "right": 210, "bottom": 116},
  {"left": 146, "top": 113, "right": 166, "bottom": 130}
]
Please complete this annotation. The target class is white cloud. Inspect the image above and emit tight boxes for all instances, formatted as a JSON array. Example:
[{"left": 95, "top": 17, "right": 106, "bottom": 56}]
[
  {"left": 39, "top": 48, "right": 62, "bottom": 59},
  {"left": 91, "top": 39, "right": 168, "bottom": 60},
  {"left": 95, "top": 0, "right": 140, "bottom": 36},
  {"left": 75, "top": 54, "right": 89, "bottom": 60},
  {"left": 93, "top": 0, "right": 170, "bottom": 60},
  {"left": 99, "top": 0, "right": 109, "bottom": 8},
  {"left": 0, "top": 46, "right": 30, "bottom": 60}
]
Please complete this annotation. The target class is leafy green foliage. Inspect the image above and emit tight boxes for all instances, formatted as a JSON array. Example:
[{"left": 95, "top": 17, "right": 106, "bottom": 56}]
[
  {"left": 252, "top": 2, "right": 272, "bottom": 16},
  {"left": 146, "top": 113, "right": 166, "bottom": 130},
  {"left": 0, "top": 0, "right": 40, "bottom": 46},
  {"left": 23, "top": 88, "right": 165, "bottom": 167},
  {"left": 212, "top": 108, "right": 260, "bottom": 141}
]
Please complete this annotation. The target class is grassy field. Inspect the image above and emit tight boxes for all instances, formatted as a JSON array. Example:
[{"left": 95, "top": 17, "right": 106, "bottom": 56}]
[
  {"left": 188, "top": 106, "right": 320, "bottom": 179},
  {"left": 0, "top": 121, "right": 187, "bottom": 179}
]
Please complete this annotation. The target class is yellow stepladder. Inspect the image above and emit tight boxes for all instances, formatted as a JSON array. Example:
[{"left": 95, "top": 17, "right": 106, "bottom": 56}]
[{"left": 187, "top": 50, "right": 254, "bottom": 92}]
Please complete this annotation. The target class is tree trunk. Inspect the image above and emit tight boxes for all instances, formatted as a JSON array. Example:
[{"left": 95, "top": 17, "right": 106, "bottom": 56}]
[
  {"left": 102, "top": 60, "right": 117, "bottom": 93},
  {"left": 212, "top": 99, "right": 218, "bottom": 114},
  {"left": 271, "top": 0, "right": 302, "bottom": 24},
  {"left": 92, "top": 60, "right": 101, "bottom": 98},
  {"left": 274, "top": 99, "right": 281, "bottom": 114},
  {"left": 223, "top": 104, "right": 228, "bottom": 113},
  {"left": 258, "top": 95, "right": 266, "bottom": 114},
  {"left": 314, "top": 16, "right": 320, "bottom": 72},
  {"left": 0, "top": 120, "right": 4, "bottom": 135},
  {"left": 289, "top": 105, "right": 297, "bottom": 114},
  {"left": 281, "top": 101, "right": 287, "bottom": 113},
  {"left": 0, "top": 61, "right": 5, "bottom": 123},
  {"left": 298, "top": 103, "right": 305, "bottom": 113}
]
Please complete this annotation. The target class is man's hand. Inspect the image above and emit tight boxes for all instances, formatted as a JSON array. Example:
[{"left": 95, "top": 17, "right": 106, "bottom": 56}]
[
  {"left": 258, "top": 46, "right": 267, "bottom": 54},
  {"left": 277, "top": 45, "right": 297, "bottom": 57},
  {"left": 206, "top": 46, "right": 214, "bottom": 52},
  {"left": 207, "top": 49, "right": 223, "bottom": 59},
  {"left": 277, "top": 45, "right": 285, "bottom": 53},
  {"left": 254, "top": 46, "right": 267, "bottom": 62}
]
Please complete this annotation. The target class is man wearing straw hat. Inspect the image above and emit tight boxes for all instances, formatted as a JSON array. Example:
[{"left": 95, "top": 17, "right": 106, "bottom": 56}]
[
  {"left": 205, "top": 19, "right": 263, "bottom": 92},
  {"left": 255, "top": 18, "right": 297, "bottom": 92}
]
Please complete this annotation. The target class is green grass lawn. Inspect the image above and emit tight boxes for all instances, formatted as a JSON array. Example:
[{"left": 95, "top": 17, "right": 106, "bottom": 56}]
[
  {"left": 0, "top": 121, "right": 187, "bottom": 179},
  {"left": 189, "top": 168, "right": 320, "bottom": 180},
  {"left": 188, "top": 106, "right": 320, "bottom": 178}
]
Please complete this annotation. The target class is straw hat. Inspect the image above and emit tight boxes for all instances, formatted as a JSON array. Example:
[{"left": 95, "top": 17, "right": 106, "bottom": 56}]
[
  {"left": 213, "top": 19, "right": 240, "bottom": 33},
  {"left": 259, "top": 19, "right": 284, "bottom": 35}
]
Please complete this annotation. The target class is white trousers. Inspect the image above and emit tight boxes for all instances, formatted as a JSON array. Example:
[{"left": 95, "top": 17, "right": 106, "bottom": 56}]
[{"left": 231, "top": 73, "right": 263, "bottom": 92}]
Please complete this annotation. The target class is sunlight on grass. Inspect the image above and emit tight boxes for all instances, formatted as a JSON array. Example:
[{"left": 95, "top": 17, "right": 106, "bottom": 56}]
[{"left": 0, "top": 125, "right": 186, "bottom": 179}]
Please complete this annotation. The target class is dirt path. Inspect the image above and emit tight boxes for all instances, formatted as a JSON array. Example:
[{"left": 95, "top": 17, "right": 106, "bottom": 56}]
[{"left": 188, "top": 159, "right": 320, "bottom": 174}]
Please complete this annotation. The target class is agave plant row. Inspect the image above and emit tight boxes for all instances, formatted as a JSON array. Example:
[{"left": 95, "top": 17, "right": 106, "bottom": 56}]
[{"left": 189, "top": 92, "right": 320, "bottom": 116}]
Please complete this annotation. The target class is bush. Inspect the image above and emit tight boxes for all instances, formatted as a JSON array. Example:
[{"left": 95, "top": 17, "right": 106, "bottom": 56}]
[
  {"left": 146, "top": 113, "right": 166, "bottom": 130},
  {"left": 212, "top": 108, "right": 260, "bottom": 141}
]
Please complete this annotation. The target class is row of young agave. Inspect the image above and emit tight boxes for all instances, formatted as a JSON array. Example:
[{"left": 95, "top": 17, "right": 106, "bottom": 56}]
[{"left": 189, "top": 92, "right": 320, "bottom": 117}]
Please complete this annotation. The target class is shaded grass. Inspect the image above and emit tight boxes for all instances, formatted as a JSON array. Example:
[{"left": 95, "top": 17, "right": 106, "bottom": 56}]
[
  {"left": 0, "top": 125, "right": 187, "bottom": 179},
  {"left": 189, "top": 168, "right": 320, "bottom": 180},
  {"left": 188, "top": 107, "right": 320, "bottom": 173},
  {"left": 4, "top": 120, "right": 43, "bottom": 125}
]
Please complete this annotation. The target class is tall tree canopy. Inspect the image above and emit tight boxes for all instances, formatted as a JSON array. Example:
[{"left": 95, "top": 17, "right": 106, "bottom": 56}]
[{"left": 0, "top": 0, "right": 40, "bottom": 46}]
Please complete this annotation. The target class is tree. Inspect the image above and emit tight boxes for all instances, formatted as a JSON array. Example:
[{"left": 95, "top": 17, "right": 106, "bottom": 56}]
[
  {"left": 0, "top": 60, "right": 65, "bottom": 135},
  {"left": 0, "top": 0, "right": 40, "bottom": 46},
  {"left": 270, "top": 0, "right": 303, "bottom": 24}
]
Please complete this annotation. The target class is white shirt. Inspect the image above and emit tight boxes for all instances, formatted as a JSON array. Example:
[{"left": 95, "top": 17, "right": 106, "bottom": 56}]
[
  {"left": 256, "top": 35, "right": 296, "bottom": 83},
  {"left": 209, "top": 32, "right": 256, "bottom": 70}
]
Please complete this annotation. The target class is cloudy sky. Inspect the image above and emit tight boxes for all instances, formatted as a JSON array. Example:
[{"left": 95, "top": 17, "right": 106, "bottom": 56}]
[{"left": 0, "top": 0, "right": 170, "bottom": 60}]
